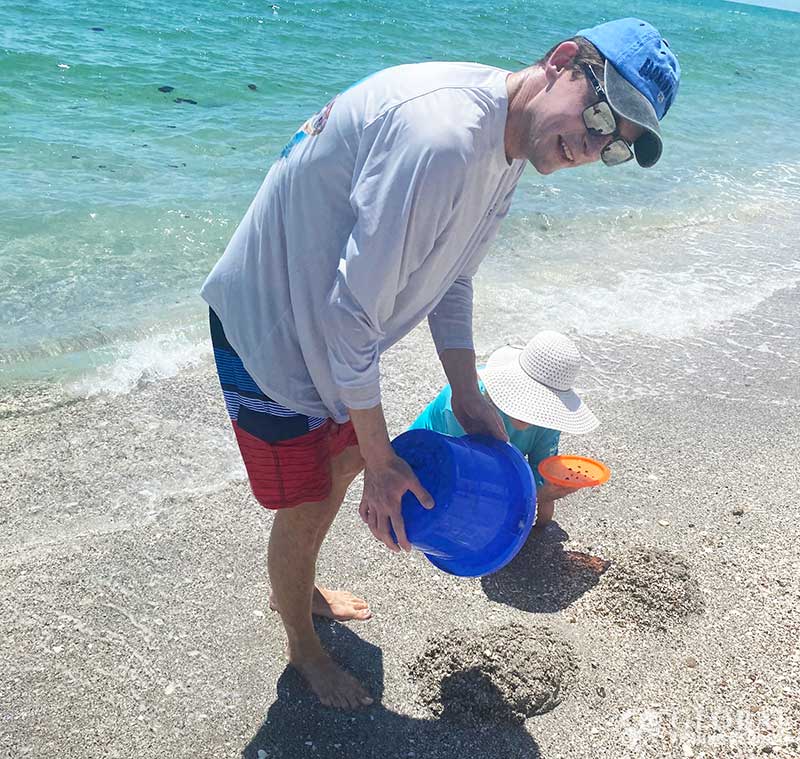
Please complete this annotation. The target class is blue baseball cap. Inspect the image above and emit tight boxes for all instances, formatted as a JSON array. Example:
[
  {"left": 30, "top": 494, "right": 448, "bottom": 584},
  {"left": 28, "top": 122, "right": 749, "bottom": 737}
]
[{"left": 576, "top": 18, "right": 681, "bottom": 167}]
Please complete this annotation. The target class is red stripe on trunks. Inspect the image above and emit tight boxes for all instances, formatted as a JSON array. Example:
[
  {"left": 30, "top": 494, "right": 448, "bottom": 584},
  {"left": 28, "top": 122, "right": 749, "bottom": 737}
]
[{"left": 232, "top": 420, "right": 332, "bottom": 508}]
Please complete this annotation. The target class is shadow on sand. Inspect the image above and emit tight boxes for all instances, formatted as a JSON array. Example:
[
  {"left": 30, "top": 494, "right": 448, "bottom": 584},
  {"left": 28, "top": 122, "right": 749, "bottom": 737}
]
[
  {"left": 481, "top": 522, "right": 609, "bottom": 613},
  {"left": 243, "top": 621, "right": 542, "bottom": 759}
]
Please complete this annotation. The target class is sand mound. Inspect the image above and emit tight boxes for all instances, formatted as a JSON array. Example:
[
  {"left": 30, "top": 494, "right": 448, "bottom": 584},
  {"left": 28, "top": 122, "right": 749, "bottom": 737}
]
[
  {"left": 591, "top": 546, "right": 704, "bottom": 629},
  {"left": 410, "top": 622, "right": 577, "bottom": 724}
]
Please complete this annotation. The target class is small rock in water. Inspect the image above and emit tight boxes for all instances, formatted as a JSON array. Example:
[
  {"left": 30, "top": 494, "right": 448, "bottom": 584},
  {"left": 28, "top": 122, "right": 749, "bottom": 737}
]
[
  {"left": 174, "top": 97, "right": 198, "bottom": 105},
  {"left": 158, "top": 85, "right": 174, "bottom": 93},
  {"left": 257, "top": 751, "right": 267, "bottom": 759},
  {"left": 90, "top": 26, "right": 104, "bottom": 31},
  {"left": 248, "top": 83, "right": 258, "bottom": 90}
]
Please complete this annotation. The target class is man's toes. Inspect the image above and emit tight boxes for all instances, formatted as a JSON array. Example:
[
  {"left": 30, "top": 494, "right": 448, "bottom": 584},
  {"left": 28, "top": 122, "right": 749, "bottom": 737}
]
[
  {"left": 354, "top": 608, "right": 372, "bottom": 620},
  {"left": 344, "top": 685, "right": 365, "bottom": 709},
  {"left": 354, "top": 684, "right": 373, "bottom": 707}
]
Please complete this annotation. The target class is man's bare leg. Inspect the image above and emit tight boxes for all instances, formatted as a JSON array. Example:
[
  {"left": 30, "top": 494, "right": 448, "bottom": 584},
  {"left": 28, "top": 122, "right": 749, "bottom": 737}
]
[
  {"left": 269, "top": 446, "right": 371, "bottom": 622},
  {"left": 267, "top": 446, "right": 373, "bottom": 708}
]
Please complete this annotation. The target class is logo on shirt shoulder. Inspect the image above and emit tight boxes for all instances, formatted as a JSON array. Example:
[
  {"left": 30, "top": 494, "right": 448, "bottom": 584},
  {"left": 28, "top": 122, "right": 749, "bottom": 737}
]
[{"left": 280, "top": 96, "right": 339, "bottom": 159}]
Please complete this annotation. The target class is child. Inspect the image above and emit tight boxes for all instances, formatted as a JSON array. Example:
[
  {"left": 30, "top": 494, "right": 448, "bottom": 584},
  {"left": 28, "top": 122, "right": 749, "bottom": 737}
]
[{"left": 410, "top": 331, "right": 599, "bottom": 525}]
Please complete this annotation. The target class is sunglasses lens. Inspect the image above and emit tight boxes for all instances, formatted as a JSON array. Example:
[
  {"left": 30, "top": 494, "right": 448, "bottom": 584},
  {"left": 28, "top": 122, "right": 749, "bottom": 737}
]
[
  {"left": 583, "top": 101, "right": 616, "bottom": 135},
  {"left": 602, "top": 139, "right": 633, "bottom": 166}
]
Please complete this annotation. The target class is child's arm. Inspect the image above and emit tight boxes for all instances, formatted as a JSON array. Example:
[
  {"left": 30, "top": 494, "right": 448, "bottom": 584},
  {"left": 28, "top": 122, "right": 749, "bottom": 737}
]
[
  {"left": 534, "top": 482, "right": 579, "bottom": 525},
  {"left": 529, "top": 431, "right": 575, "bottom": 525}
]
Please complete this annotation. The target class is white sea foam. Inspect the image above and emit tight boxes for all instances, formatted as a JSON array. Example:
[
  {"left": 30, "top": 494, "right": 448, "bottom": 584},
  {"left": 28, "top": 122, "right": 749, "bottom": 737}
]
[
  {"left": 70, "top": 329, "right": 210, "bottom": 397},
  {"left": 476, "top": 262, "right": 799, "bottom": 349},
  {"left": 476, "top": 180, "right": 800, "bottom": 348}
]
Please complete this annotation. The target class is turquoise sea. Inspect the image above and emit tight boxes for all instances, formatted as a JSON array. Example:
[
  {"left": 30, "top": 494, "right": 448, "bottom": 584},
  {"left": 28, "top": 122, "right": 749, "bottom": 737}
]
[{"left": 1, "top": 0, "right": 798, "bottom": 393}]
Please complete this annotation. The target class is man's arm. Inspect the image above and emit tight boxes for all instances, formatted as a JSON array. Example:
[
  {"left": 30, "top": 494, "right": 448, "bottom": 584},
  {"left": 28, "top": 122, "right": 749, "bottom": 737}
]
[
  {"left": 323, "top": 111, "right": 470, "bottom": 551},
  {"left": 427, "top": 177, "right": 521, "bottom": 440},
  {"left": 324, "top": 110, "right": 469, "bottom": 415}
]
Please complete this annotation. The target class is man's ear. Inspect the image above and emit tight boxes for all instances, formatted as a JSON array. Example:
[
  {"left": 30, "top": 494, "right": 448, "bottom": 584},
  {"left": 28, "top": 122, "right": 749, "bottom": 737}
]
[{"left": 543, "top": 40, "right": 579, "bottom": 88}]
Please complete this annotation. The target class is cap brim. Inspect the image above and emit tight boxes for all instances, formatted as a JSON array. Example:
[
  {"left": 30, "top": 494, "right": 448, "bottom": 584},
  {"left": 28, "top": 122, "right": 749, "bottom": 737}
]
[
  {"left": 478, "top": 346, "right": 599, "bottom": 435},
  {"left": 604, "top": 62, "right": 663, "bottom": 168}
]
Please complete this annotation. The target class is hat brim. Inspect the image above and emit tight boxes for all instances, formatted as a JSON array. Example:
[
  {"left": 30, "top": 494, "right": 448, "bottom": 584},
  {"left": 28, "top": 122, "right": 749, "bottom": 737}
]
[
  {"left": 478, "top": 346, "right": 599, "bottom": 435},
  {"left": 604, "top": 62, "right": 662, "bottom": 168}
]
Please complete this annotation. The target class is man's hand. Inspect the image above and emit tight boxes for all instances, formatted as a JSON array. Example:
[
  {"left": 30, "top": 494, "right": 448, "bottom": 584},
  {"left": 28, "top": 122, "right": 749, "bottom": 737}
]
[
  {"left": 440, "top": 348, "right": 508, "bottom": 442},
  {"left": 451, "top": 390, "right": 509, "bottom": 441},
  {"left": 348, "top": 404, "right": 433, "bottom": 553},
  {"left": 358, "top": 454, "right": 434, "bottom": 552}
]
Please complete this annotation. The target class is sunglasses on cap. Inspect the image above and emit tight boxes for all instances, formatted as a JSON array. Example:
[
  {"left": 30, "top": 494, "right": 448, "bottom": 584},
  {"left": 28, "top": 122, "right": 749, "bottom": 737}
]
[{"left": 581, "top": 63, "right": 634, "bottom": 167}]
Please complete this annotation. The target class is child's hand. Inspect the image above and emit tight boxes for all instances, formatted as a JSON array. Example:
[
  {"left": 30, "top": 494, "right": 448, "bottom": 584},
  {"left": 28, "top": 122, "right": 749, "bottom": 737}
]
[{"left": 537, "top": 482, "right": 581, "bottom": 502}]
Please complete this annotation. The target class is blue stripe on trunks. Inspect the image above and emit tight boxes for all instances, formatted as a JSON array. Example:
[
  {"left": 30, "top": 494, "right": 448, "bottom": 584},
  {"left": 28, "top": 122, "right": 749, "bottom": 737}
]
[
  {"left": 221, "top": 389, "right": 318, "bottom": 421},
  {"left": 215, "top": 352, "right": 326, "bottom": 431},
  {"left": 209, "top": 308, "right": 327, "bottom": 440},
  {"left": 213, "top": 349, "right": 263, "bottom": 395}
]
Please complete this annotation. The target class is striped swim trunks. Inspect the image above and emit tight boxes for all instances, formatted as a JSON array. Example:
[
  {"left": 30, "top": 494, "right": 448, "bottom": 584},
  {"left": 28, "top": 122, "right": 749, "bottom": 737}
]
[{"left": 209, "top": 309, "right": 358, "bottom": 509}]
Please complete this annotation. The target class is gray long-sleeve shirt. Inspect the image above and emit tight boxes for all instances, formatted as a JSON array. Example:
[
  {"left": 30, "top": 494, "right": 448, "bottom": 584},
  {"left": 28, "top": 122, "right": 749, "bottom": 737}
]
[{"left": 201, "top": 62, "right": 525, "bottom": 422}]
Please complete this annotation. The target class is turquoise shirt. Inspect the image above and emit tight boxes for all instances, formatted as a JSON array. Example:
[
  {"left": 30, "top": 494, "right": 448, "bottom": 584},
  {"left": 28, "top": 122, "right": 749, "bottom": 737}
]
[{"left": 409, "top": 381, "right": 560, "bottom": 488}]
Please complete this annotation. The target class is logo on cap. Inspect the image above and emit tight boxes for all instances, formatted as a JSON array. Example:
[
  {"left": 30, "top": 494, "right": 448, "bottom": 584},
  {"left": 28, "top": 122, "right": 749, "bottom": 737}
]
[{"left": 638, "top": 57, "right": 676, "bottom": 111}]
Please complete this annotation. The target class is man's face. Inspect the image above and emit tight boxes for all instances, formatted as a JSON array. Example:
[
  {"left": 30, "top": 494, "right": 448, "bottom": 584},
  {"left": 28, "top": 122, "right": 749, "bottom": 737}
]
[{"left": 523, "top": 64, "right": 643, "bottom": 175}]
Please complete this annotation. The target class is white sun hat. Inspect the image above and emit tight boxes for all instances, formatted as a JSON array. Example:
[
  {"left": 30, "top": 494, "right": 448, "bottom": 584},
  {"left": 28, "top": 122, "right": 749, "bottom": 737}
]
[{"left": 478, "top": 331, "right": 599, "bottom": 434}]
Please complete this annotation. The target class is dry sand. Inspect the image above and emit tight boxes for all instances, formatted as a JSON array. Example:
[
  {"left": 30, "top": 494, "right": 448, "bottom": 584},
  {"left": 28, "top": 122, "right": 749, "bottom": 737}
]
[{"left": 2, "top": 284, "right": 800, "bottom": 759}]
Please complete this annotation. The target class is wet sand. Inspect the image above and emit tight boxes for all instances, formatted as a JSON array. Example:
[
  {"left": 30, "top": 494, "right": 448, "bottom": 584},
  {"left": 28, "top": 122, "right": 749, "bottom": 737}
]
[{"left": 2, "top": 285, "right": 799, "bottom": 759}]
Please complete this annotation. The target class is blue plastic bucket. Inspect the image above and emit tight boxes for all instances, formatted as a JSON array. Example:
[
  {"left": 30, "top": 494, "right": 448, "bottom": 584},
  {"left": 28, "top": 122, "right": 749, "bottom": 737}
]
[{"left": 391, "top": 429, "right": 537, "bottom": 577}]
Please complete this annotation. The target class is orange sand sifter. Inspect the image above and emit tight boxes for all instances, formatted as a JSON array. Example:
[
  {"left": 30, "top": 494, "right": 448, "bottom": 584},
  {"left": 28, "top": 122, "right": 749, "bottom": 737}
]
[{"left": 537, "top": 455, "right": 611, "bottom": 489}]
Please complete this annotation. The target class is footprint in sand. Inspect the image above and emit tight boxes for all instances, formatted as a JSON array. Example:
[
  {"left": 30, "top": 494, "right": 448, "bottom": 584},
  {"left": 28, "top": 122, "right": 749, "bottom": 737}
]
[
  {"left": 589, "top": 546, "right": 704, "bottom": 629},
  {"left": 409, "top": 622, "right": 578, "bottom": 725}
]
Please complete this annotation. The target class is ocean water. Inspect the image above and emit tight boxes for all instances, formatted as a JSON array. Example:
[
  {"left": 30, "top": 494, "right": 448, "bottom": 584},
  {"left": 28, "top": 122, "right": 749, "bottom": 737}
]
[{"left": 1, "top": 0, "right": 798, "bottom": 393}]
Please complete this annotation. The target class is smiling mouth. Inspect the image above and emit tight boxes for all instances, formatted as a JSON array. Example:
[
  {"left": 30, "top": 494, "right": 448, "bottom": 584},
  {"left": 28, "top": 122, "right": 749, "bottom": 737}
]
[{"left": 559, "top": 136, "right": 574, "bottom": 163}]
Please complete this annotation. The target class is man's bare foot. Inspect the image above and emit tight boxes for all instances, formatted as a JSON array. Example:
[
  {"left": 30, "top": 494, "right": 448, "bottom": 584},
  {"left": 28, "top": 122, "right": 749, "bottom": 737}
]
[
  {"left": 270, "top": 587, "right": 372, "bottom": 621},
  {"left": 290, "top": 648, "right": 374, "bottom": 709}
]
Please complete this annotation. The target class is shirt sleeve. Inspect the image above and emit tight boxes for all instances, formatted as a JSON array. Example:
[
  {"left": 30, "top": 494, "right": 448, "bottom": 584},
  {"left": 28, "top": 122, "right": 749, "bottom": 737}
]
[
  {"left": 427, "top": 175, "right": 519, "bottom": 354},
  {"left": 528, "top": 429, "right": 561, "bottom": 489},
  {"left": 427, "top": 275, "right": 474, "bottom": 353},
  {"left": 323, "top": 108, "right": 469, "bottom": 410}
]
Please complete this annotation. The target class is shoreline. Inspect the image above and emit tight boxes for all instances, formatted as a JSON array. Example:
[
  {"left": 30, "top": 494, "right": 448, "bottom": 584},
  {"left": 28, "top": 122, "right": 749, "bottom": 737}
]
[{"left": 1, "top": 285, "right": 799, "bottom": 758}]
